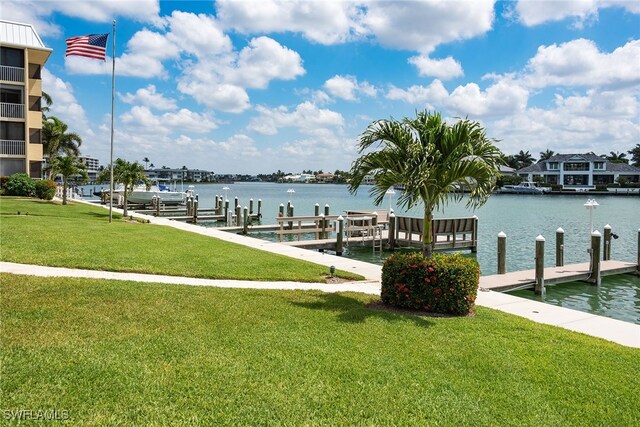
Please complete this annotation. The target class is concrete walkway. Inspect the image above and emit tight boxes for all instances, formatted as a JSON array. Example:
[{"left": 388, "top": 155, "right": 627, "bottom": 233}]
[{"left": 4, "top": 198, "right": 637, "bottom": 349}]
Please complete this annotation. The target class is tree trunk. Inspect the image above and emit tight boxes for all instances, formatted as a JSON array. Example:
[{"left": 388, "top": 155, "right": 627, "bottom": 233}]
[
  {"left": 123, "top": 192, "right": 128, "bottom": 217},
  {"left": 422, "top": 208, "right": 433, "bottom": 258},
  {"left": 62, "top": 180, "right": 68, "bottom": 205}
]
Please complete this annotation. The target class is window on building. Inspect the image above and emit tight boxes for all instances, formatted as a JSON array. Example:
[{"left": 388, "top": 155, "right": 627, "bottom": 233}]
[
  {"left": 29, "top": 161, "right": 42, "bottom": 179},
  {"left": 29, "top": 95, "right": 41, "bottom": 112},
  {"left": 0, "top": 84, "right": 23, "bottom": 104},
  {"left": 547, "top": 162, "right": 559, "bottom": 170},
  {"left": 563, "top": 162, "right": 589, "bottom": 171},
  {"left": 0, "top": 158, "right": 26, "bottom": 176},
  {"left": 0, "top": 47, "right": 24, "bottom": 68},
  {"left": 1, "top": 122, "right": 25, "bottom": 140},
  {"left": 593, "top": 162, "right": 605, "bottom": 170},
  {"left": 29, "top": 128, "right": 41, "bottom": 144}
]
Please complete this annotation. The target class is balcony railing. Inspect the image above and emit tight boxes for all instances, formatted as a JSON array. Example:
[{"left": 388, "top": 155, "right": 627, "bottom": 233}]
[
  {"left": 0, "top": 102, "right": 24, "bottom": 119},
  {"left": 0, "top": 139, "right": 26, "bottom": 156},
  {"left": 0, "top": 65, "right": 24, "bottom": 83}
]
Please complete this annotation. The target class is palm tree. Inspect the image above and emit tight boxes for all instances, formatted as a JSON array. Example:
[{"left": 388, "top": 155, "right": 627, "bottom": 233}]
[
  {"left": 149, "top": 163, "right": 155, "bottom": 169},
  {"left": 607, "top": 151, "right": 629, "bottom": 164},
  {"left": 502, "top": 155, "right": 519, "bottom": 169},
  {"left": 41, "top": 91, "right": 53, "bottom": 118},
  {"left": 514, "top": 150, "right": 535, "bottom": 169},
  {"left": 98, "top": 159, "right": 149, "bottom": 216},
  {"left": 538, "top": 149, "right": 555, "bottom": 162},
  {"left": 45, "top": 155, "right": 88, "bottom": 205},
  {"left": 143, "top": 157, "right": 150, "bottom": 170},
  {"left": 349, "top": 111, "right": 503, "bottom": 258},
  {"left": 42, "top": 117, "right": 82, "bottom": 177},
  {"left": 628, "top": 144, "right": 640, "bottom": 167}
]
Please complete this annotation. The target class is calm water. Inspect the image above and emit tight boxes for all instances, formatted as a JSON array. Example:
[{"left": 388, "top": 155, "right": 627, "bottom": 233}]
[{"left": 511, "top": 274, "right": 640, "bottom": 325}]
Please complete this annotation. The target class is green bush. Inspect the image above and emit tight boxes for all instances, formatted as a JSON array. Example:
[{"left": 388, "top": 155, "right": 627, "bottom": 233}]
[
  {"left": 5, "top": 173, "right": 36, "bottom": 197},
  {"left": 496, "top": 175, "right": 522, "bottom": 187},
  {"left": 34, "top": 179, "right": 57, "bottom": 200},
  {"left": 381, "top": 252, "right": 479, "bottom": 315},
  {"left": 551, "top": 184, "right": 562, "bottom": 191}
]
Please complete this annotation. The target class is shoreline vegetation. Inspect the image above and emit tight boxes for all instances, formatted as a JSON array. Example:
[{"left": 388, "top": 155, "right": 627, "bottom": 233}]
[{"left": 0, "top": 197, "right": 362, "bottom": 282}]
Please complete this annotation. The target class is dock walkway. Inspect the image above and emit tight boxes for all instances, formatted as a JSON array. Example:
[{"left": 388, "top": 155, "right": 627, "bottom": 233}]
[{"left": 480, "top": 260, "right": 638, "bottom": 291}]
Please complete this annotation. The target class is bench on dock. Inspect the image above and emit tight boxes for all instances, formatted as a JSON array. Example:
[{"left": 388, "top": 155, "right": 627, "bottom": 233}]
[{"left": 394, "top": 216, "right": 477, "bottom": 252}]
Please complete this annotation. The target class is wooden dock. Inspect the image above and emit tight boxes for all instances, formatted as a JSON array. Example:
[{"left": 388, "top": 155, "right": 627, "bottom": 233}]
[{"left": 480, "top": 260, "right": 638, "bottom": 292}]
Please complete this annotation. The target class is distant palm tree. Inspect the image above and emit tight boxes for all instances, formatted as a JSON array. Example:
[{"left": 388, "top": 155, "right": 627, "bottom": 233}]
[
  {"left": 538, "top": 149, "right": 555, "bottom": 162},
  {"left": 143, "top": 157, "right": 150, "bottom": 169},
  {"left": 41, "top": 91, "right": 53, "bottom": 119},
  {"left": 514, "top": 150, "right": 535, "bottom": 169},
  {"left": 607, "top": 151, "right": 629, "bottom": 164},
  {"left": 149, "top": 163, "right": 155, "bottom": 169},
  {"left": 349, "top": 110, "right": 503, "bottom": 258},
  {"left": 98, "top": 159, "right": 150, "bottom": 216},
  {"left": 628, "top": 144, "right": 640, "bottom": 167},
  {"left": 45, "top": 155, "right": 88, "bottom": 205},
  {"left": 502, "top": 155, "right": 519, "bottom": 169},
  {"left": 42, "top": 117, "right": 82, "bottom": 176}
]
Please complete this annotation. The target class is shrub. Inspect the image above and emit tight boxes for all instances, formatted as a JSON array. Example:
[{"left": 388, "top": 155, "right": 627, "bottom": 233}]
[
  {"left": 496, "top": 174, "right": 522, "bottom": 187},
  {"left": 5, "top": 173, "right": 35, "bottom": 197},
  {"left": 0, "top": 176, "right": 9, "bottom": 191},
  {"left": 34, "top": 179, "right": 57, "bottom": 200},
  {"left": 551, "top": 184, "right": 562, "bottom": 191},
  {"left": 381, "top": 252, "right": 479, "bottom": 315}
]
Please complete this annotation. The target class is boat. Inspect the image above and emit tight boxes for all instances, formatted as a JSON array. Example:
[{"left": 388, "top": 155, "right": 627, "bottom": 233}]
[
  {"left": 100, "top": 180, "right": 190, "bottom": 206},
  {"left": 499, "top": 181, "right": 549, "bottom": 194}
]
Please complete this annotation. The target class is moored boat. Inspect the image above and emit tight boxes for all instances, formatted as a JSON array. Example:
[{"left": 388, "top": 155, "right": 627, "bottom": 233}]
[{"left": 499, "top": 181, "right": 548, "bottom": 194}]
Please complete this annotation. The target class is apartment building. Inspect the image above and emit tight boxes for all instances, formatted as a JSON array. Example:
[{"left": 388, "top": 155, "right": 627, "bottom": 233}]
[{"left": 0, "top": 20, "right": 51, "bottom": 178}]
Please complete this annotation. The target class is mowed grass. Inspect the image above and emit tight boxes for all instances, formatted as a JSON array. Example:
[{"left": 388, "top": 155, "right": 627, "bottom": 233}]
[
  {"left": 2, "top": 274, "right": 639, "bottom": 426},
  {"left": 0, "top": 197, "right": 361, "bottom": 282}
]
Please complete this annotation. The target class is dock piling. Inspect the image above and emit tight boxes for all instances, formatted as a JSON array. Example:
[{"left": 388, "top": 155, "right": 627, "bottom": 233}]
[
  {"left": 320, "top": 213, "right": 326, "bottom": 240},
  {"left": 535, "top": 235, "right": 545, "bottom": 295},
  {"left": 556, "top": 227, "right": 564, "bottom": 267},
  {"left": 257, "top": 199, "right": 262, "bottom": 218},
  {"left": 236, "top": 205, "right": 242, "bottom": 227},
  {"left": 193, "top": 198, "right": 198, "bottom": 223},
  {"left": 324, "top": 205, "right": 330, "bottom": 239},
  {"left": 637, "top": 229, "right": 640, "bottom": 273},
  {"left": 336, "top": 216, "right": 344, "bottom": 255},
  {"left": 224, "top": 199, "right": 229, "bottom": 219},
  {"left": 243, "top": 206, "right": 249, "bottom": 235},
  {"left": 234, "top": 197, "right": 239, "bottom": 210},
  {"left": 603, "top": 224, "right": 611, "bottom": 261},
  {"left": 497, "top": 231, "right": 506, "bottom": 274},
  {"left": 249, "top": 199, "right": 254, "bottom": 215},
  {"left": 589, "top": 231, "right": 602, "bottom": 285},
  {"left": 388, "top": 213, "right": 396, "bottom": 250}
]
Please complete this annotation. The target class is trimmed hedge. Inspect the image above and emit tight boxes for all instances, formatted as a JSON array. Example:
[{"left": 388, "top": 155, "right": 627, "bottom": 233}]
[
  {"left": 5, "top": 173, "right": 35, "bottom": 197},
  {"left": 381, "top": 252, "right": 479, "bottom": 315}
]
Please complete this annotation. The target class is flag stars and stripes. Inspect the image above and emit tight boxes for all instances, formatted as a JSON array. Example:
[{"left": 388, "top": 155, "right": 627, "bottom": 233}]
[{"left": 65, "top": 33, "right": 109, "bottom": 60}]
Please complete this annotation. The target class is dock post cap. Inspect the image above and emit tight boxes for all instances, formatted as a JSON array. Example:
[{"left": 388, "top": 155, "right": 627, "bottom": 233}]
[
  {"left": 337, "top": 215, "right": 344, "bottom": 220},
  {"left": 258, "top": 199, "right": 262, "bottom": 201},
  {"left": 244, "top": 206, "right": 248, "bottom": 209},
  {"left": 280, "top": 203, "right": 284, "bottom": 206},
  {"left": 536, "top": 234, "right": 545, "bottom": 241},
  {"left": 389, "top": 212, "right": 395, "bottom": 217},
  {"left": 325, "top": 204, "right": 330, "bottom": 207},
  {"left": 315, "top": 203, "right": 319, "bottom": 206},
  {"left": 250, "top": 198, "right": 253, "bottom": 201},
  {"left": 319, "top": 213, "right": 325, "bottom": 217},
  {"left": 556, "top": 227, "right": 564, "bottom": 233},
  {"left": 591, "top": 230, "right": 601, "bottom": 236},
  {"left": 372, "top": 211, "right": 378, "bottom": 215},
  {"left": 472, "top": 215, "right": 478, "bottom": 219},
  {"left": 498, "top": 231, "right": 506, "bottom": 237},
  {"left": 604, "top": 224, "right": 611, "bottom": 229}
]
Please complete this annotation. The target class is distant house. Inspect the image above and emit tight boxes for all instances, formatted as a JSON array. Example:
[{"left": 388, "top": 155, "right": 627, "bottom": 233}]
[
  {"left": 283, "top": 173, "right": 316, "bottom": 183},
  {"left": 315, "top": 173, "right": 335, "bottom": 183},
  {"left": 517, "top": 153, "right": 640, "bottom": 189}
]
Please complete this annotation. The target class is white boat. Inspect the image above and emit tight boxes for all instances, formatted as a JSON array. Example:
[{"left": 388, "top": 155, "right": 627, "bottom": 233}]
[
  {"left": 101, "top": 180, "right": 188, "bottom": 206},
  {"left": 499, "top": 181, "right": 549, "bottom": 194}
]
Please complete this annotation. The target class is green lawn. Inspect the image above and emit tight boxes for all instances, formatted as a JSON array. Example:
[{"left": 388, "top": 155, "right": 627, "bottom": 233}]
[
  {"left": 2, "top": 274, "right": 638, "bottom": 426},
  {"left": 0, "top": 197, "right": 361, "bottom": 282}
]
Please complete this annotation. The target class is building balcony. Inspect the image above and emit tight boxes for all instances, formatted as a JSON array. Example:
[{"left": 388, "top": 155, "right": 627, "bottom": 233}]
[
  {"left": 0, "top": 102, "right": 24, "bottom": 119},
  {"left": 0, "top": 139, "right": 26, "bottom": 156},
  {"left": 0, "top": 65, "right": 24, "bottom": 83}
]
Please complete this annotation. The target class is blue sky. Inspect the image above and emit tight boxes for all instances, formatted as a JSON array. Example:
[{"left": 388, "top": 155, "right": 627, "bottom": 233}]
[{"left": 7, "top": 0, "right": 640, "bottom": 174}]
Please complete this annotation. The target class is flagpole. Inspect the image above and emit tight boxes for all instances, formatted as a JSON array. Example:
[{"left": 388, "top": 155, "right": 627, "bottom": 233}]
[{"left": 109, "top": 20, "right": 116, "bottom": 223}]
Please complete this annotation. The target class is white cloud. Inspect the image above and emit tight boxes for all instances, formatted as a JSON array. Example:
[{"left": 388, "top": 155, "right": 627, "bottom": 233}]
[
  {"left": 41, "top": 69, "right": 92, "bottom": 138},
  {"left": 119, "top": 85, "right": 177, "bottom": 110},
  {"left": 524, "top": 39, "right": 640, "bottom": 89},
  {"left": 361, "top": 0, "right": 495, "bottom": 52},
  {"left": 166, "top": 11, "right": 232, "bottom": 57},
  {"left": 248, "top": 102, "right": 344, "bottom": 135},
  {"left": 514, "top": 0, "right": 640, "bottom": 28},
  {"left": 385, "top": 80, "right": 449, "bottom": 107},
  {"left": 447, "top": 79, "right": 529, "bottom": 117},
  {"left": 1, "top": 1, "right": 62, "bottom": 36},
  {"left": 216, "top": 0, "right": 360, "bottom": 44},
  {"left": 492, "top": 88, "right": 640, "bottom": 155},
  {"left": 408, "top": 55, "right": 464, "bottom": 80},
  {"left": 120, "top": 106, "right": 218, "bottom": 134},
  {"left": 323, "top": 75, "right": 377, "bottom": 101}
]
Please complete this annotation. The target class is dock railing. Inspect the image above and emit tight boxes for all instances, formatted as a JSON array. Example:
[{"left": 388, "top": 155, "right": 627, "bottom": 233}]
[
  {"left": 394, "top": 215, "right": 478, "bottom": 252},
  {"left": 275, "top": 214, "right": 341, "bottom": 241}
]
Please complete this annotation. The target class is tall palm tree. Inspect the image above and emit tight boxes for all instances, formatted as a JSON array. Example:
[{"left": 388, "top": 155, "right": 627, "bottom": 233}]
[
  {"left": 143, "top": 157, "right": 150, "bottom": 170},
  {"left": 98, "top": 159, "right": 149, "bottom": 216},
  {"left": 628, "top": 144, "right": 640, "bottom": 167},
  {"left": 45, "top": 155, "right": 88, "bottom": 205},
  {"left": 42, "top": 116, "right": 83, "bottom": 177},
  {"left": 538, "top": 149, "right": 555, "bottom": 162},
  {"left": 514, "top": 150, "right": 535, "bottom": 168},
  {"left": 349, "top": 111, "right": 503, "bottom": 258},
  {"left": 41, "top": 91, "right": 53, "bottom": 119},
  {"left": 607, "top": 151, "right": 629, "bottom": 164}
]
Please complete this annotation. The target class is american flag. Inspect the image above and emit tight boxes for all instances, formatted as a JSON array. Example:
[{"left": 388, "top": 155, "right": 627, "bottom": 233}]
[{"left": 65, "top": 33, "right": 109, "bottom": 60}]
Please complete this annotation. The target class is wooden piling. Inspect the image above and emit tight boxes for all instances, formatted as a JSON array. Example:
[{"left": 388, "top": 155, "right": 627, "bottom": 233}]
[
  {"left": 336, "top": 216, "right": 344, "bottom": 255},
  {"left": 471, "top": 215, "right": 478, "bottom": 253},
  {"left": 279, "top": 204, "right": 284, "bottom": 218},
  {"left": 234, "top": 197, "right": 239, "bottom": 210},
  {"left": 388, "top": 212, "right": 396, "bottom": 250},
  {"left": 243, "top": 206, "right": 249, "bottom": 235},
  {"left": 257, "top": 199, "right": 262, "bottom": 218},
  {"left": 224, "top": 199, "right": 229, "bottom": 219},
  {"left": 193, "top": 198, "right": 198, "bottom": 224},
  {"left": 288, "top": 205, "right": 294, "bottom": 229},
  {"left": 235, "top": 205, "right": 242, "bottom": 227},
  {"left": 603, "top": 224, "right": 611, "bottom": 261},
  {"left": 637, "top": 229, "right": 640, "bottom": 273},
  {"left": 535, "top": 235, "right": 545, "bottom": 295},
  {"left": 589, "top": 231, "right": 602, "bottom": 285},
  {"left": 320, "top": 214, "right": 326, "bottom": 240},
  {"left": 324, "top": 205, "right": 330, "bottom": 239},
  {"left": 497, "top": 231, "right": 506, "bottom": 274},
  {"left": 556, "top": 227, "right": 564, "bottom": 267},
  {"left": 154, "top": 196, "right": 160, "bottom": 217},
  {"left": 314, "top": 203, "right": 320, "bottom": 216},
  {"left": 249, "top": 199, "right": 254, "bottom": 215}
]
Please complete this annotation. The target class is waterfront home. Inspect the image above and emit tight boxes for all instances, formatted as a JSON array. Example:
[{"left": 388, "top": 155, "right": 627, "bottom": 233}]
[
  {"left": 283, "top": 173, "right": 316, "bottom": 183},
  {"left": 516, "top": 153, "right": 640, "bottom": 190},
  {"left": 0, "top": 20, "right": 51, "bottom": 178},
  {"left": 316, "top": 172, "right": 335, "bottom": 183}
]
